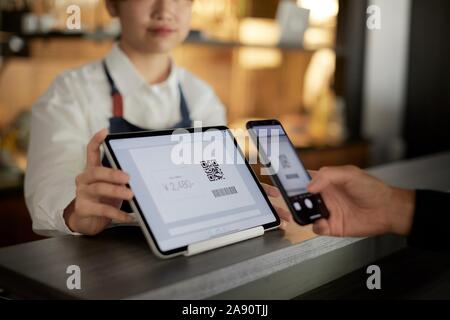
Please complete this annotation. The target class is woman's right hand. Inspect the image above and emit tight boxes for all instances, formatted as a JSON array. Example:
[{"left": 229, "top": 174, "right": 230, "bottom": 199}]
[{"left": 63, "top": 128, "right": 134, "bottom": 235}]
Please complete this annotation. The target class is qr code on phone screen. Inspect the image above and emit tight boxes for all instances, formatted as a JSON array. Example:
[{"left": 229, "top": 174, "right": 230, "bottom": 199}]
[
  {"left": 279, "top": 154, "right": 291, "bottom": 169},
  {"left": 200, "top": 160, "right": 225, "bottom": 181}
]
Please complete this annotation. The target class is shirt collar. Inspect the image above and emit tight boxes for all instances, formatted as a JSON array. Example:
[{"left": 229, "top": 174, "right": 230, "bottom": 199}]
[{"left": 104, "top": 43, "right": 178, "bottom": 96}]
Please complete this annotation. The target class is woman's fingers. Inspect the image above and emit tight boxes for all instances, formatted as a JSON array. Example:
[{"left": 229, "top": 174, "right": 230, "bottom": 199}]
[
  {"left": 273, "top": 205, "right": 292, "bottom": 222},
  {"left": 260, "top": 183, "right": 292, "bottom": 226},
  {"left": 308, "top": 170, "right": 317, "bottom": 177},
  {"left": 76, "top": 199, "right": 133, "bottom": 222},
  {"left": 86, "top": 128, "right": 108, "bottom": 168},
  {"left": 261, "top": 183, "right": 281, "bottom": 197},
  {"left": 84, "top": 182, "right": 133, "bottom": 201},
  {"left": 78, "top": 167, "right": 129, "bottom": 185}
]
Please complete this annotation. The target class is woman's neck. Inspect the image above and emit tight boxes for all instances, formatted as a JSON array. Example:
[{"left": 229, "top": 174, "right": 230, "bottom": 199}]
[{"left": 119, "top": 40, "right": 171, "bottom": 85}]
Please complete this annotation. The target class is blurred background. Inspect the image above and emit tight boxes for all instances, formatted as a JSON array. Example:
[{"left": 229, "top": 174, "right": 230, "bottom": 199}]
[{"left": 0, "top": 0, "right": 449, "bottom": 247}]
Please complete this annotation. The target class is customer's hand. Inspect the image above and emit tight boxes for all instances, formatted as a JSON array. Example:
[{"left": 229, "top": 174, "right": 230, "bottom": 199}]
[
  {"left": 64, "top": 128, "right": 134, "bottom": 235},
  {"left": 307, "top": 165, "right": 415, "bottom": 237}
]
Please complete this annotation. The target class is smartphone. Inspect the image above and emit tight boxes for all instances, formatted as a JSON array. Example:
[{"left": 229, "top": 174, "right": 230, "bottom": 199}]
[{"left": 247, "top": 119, "right": 329, "bottom": 226}]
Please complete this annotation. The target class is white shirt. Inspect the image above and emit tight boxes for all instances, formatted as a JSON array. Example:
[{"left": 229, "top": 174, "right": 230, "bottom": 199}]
[{"left": 25, "top": 43, "right": 226, "bottom": 236}]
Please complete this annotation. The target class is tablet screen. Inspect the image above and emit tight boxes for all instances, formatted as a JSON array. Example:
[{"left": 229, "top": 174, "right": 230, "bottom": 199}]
[{"left": 108, "top": 128, "right": 278, "bottom": 253}]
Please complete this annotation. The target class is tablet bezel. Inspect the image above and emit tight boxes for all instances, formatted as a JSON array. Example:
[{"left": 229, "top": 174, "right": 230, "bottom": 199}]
[{"left": 103, "top": 126, "right": 281, "bottom": 258}]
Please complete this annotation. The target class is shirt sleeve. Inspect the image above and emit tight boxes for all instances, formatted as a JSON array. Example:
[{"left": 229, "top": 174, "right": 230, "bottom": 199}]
[
  {"left": 180, "top": 70, "right": 227, "bottom": 127},
  {"left": 407, "top": 189, "right": 450, "bottom": 251},
  {"left": 24, "top": 74, "right": 90, "bottom": 236},
  {"left": 198, "top": 88, "right": 227, "bottom": 127}
]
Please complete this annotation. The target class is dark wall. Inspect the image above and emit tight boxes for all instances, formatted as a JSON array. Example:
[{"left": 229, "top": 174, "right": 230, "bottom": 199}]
[
  {"left": 335, "top": 0, "right": 368, "bottom": 141},
  {"left": 404, "top": 0, "right": 450, "bottom": 158},
  {"left": 246, "top": 0, "right": 280, "bottom": 18}
]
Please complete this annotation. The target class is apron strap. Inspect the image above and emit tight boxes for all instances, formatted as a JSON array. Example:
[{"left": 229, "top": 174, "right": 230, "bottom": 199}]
[
  {"left": 178, "top": 84, "right": 192, "bottom": 126},
  {"left": 102, "top": 60, "right": 191, "bottom": 125},
  {"left": 103, "top": 61, "right": 123, "bottom": 118}
]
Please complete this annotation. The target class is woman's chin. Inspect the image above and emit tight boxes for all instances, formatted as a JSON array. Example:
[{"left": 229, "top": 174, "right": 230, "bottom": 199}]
[{"left": 141, "top": 41, "right": 177, "bottom": 54}]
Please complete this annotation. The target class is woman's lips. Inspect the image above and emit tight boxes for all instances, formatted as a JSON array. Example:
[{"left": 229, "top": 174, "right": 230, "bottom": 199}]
[{"left": 149, "top": 27, "right": 176, "bottom": 37}]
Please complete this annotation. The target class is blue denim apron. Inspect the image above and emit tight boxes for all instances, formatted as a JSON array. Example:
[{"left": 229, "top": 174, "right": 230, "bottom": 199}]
[{"left": 101, "top": 61, "right": 192, "bottom": 212}]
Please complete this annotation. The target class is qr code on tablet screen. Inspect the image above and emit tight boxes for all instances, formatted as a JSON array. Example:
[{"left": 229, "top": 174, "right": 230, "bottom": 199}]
[{"left": 200, "top": 160, "right": 225, "bottom": 182}]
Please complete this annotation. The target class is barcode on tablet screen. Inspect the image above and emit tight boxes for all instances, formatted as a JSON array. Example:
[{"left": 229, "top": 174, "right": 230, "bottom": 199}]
[{"left": 212, "top": 186, "right": 238, "bottom": 198}]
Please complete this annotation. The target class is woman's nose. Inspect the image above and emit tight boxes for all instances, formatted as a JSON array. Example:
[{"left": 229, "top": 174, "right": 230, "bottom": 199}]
[{"left": 151, "top": 0, "right": 175, "bottom": 22}]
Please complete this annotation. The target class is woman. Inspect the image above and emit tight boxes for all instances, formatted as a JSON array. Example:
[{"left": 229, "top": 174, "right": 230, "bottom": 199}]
[{"left": 24, "top": 0, "right": 230, "bottom": 236}]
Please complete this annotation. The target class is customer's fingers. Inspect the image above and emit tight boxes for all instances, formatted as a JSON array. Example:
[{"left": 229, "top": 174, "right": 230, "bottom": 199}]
[
  {"left": 312, "top": 218, "right": 331, "bottom": 236},
  {"left": 307, "top": 166, "right": 359, "bottom": 193}
]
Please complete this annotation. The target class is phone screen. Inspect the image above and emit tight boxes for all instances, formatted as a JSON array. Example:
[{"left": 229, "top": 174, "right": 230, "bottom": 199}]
[{"left": 248, "top": 122, "right": 329, "bottom": 225}]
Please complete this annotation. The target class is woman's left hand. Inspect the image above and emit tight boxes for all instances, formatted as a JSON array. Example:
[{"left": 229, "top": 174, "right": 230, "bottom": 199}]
[{"left": 261, "top": 183, "right": 292, "bottom": 229}]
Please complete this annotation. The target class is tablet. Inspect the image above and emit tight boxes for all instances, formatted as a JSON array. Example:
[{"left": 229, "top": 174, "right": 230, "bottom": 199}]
[{"left": 103, "top": 126, "right": 280, "bottom": 258}]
